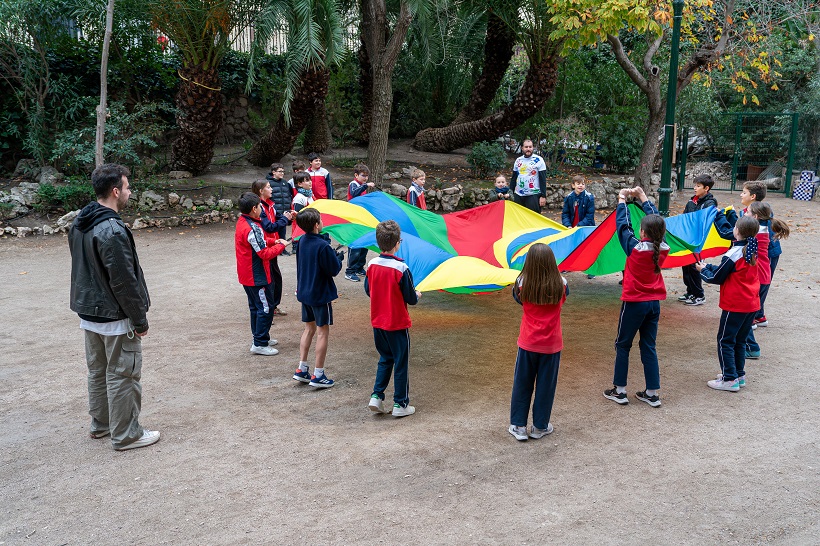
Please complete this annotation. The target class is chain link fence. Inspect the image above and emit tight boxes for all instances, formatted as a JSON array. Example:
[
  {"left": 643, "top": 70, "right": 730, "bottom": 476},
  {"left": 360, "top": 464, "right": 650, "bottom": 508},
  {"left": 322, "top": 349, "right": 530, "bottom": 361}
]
[{"left": 677, "top": 112, "right": 799, "bottom": 194}]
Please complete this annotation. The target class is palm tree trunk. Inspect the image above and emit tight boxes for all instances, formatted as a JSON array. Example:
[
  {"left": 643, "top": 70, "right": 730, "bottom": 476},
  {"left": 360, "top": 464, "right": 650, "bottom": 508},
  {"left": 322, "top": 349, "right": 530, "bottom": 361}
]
[
  {"left": 247, "top": 67, "right": 330, "bottom": 166},
  {"left": 412, "top": 52, "right": 559, "bottom": 153},
  {"left": 303, "top": 102, "right": 333, "bottom": 154},
  {"left": 448, "top": 11, "right": 515, "bottom": 126},
  {"left": 170, "top": 63, "right": 223, "bottom": 175}
]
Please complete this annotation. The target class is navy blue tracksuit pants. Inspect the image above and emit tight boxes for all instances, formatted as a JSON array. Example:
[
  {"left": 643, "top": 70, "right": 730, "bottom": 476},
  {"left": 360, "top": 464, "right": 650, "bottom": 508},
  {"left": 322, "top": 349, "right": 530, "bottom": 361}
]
[
  {"left": 718, "top": 310, "right": 755, "bottom": 381},
  {"left": 372, "top": 328, "right": 410, "bottom": 408},
  {"left": 510, "top": 348, "right": 560, "bottom": 430},
  {"left": 347, "top": 247, "right": 368, "bottom": 275},
  {"left": 613, "top": 300, "right": 661, "bottom": 390},
  {"left": 244, "top": 284, "right": 274, "bottom": 347}
]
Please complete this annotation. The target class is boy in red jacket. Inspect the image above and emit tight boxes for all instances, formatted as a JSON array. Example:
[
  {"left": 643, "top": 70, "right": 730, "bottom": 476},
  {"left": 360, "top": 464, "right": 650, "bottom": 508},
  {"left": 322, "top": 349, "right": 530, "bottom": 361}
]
[
  {"left": 235, "top": 192, "right": 289, "bottom": 356},
  {"left": 364, "top": 220, "right": 421, "bottom": 417}
]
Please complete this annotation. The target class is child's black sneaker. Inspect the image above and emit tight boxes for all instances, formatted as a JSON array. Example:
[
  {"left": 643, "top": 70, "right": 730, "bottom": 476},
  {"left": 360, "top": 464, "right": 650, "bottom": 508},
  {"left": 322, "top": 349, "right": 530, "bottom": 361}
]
[
  {"left": 677, "top": 293, "right": 692, "bottom": 302},
  {"left": 635, "top": 390, "right": 661, "bottom": 407},
  {"left": 603, "top": 387, "right": 629, "bottom": 405},
  {"left": 684, "top": 296, "right": 705, "bottom": 306}
]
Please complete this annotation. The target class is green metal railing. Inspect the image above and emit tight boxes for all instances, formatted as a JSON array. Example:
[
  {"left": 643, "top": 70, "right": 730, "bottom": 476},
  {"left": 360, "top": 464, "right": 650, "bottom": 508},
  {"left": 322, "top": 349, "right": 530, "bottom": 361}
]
[{"left": 677, "top": 112, "right": 799, "bottom": 194}]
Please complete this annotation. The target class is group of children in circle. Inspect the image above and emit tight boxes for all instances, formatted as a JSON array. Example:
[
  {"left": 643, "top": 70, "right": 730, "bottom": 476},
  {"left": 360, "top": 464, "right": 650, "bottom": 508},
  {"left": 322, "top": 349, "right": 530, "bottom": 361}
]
[{"left": 232, "top": 152, "right": 790, "bottom": 440}]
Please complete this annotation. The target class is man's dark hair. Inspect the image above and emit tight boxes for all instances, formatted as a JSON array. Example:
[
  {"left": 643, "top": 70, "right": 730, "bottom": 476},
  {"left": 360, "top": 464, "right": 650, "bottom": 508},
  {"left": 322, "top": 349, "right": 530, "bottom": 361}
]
[
  {"left": 91, "top": 163, "right": 130, "bottom": 198},
  {"left": 354, "top": 163, "right": 370, "bottom": 176},
  {"left": 693, "top": 174, "right": 714, "bottom": 189},
  {"left": 307, "top": 152, "right": 321, "bottom": 162},
  {"left": 376, "top": 220, "right": 401, "bottom": 252},
  {"left": 296, "top": 207, "right": 321, "bottom": 232},
  {"left": 239, "top": 192, "right": 260, "bottom": 214},
  {"left": 293, "top": 172, "right": 311, "bottom": 186}
]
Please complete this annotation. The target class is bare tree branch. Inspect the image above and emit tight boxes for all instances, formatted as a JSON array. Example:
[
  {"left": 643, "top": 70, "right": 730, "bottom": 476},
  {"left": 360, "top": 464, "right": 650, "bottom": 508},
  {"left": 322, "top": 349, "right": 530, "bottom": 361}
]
[{"left": 606, "top": 33, "right": 649, "bottom": 94}]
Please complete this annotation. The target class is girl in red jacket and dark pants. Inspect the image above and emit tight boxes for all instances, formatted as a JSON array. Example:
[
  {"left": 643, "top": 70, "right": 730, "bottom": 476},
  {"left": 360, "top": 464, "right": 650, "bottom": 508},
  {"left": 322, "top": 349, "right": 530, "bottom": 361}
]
[
  {"left": 604, "top": 187, "right": 669, "bottom": 408},
  {"left": 696, "top": 215, "right": 761, "bottom": 392},
  {"left": 509, "top": 243, "right": 568, "bottom": 441}
]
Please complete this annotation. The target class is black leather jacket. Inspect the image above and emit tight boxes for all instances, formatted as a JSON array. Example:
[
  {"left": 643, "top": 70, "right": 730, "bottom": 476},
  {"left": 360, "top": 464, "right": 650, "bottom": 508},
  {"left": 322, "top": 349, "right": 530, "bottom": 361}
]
[{"left": 68, "top": 202, "right": 150, "bottom": 333}]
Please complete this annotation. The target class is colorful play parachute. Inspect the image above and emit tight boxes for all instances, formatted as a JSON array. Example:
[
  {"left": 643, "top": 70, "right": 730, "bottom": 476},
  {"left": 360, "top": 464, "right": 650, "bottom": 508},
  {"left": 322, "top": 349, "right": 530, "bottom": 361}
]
[{"left": 293, "top": 192, "right": 730, "bottom": 293}]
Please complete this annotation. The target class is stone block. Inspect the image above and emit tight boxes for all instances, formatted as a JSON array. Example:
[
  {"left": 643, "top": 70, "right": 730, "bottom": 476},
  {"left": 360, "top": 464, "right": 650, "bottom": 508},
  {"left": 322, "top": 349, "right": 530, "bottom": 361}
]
[{"left": 169, "top": 170, "right": 193, "bottom": 179}]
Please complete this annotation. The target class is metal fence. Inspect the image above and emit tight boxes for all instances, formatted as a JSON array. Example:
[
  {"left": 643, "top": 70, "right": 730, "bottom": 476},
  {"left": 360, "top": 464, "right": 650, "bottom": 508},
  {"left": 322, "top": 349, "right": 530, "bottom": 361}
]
[{"left": 677, "top": 112, "right": 799, "bottom": 194}]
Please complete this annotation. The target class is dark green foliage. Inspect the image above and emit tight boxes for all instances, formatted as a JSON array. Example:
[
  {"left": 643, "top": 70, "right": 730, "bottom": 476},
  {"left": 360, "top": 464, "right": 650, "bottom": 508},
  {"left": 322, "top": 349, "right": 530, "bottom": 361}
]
[
  {"left": 467, "top": 141, "right": 507, "bottom": 177},
  {"left": 598, "top": 106, "right": 646, "bottom": 172},
  {"left": 326, "top": 55, "right": 362, "bottom": 146},
  {"left": 36, "top": 177, "right": 95, "bottom": 212}
]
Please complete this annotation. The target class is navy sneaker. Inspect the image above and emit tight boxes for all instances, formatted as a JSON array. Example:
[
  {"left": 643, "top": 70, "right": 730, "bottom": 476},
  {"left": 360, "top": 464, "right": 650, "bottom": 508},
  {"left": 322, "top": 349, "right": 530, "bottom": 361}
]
[
  {"left": 603, "top": 387, "right": 629, "bottom": 405},
  {"left": 635, "top": 390, "right": 661, "bottom": 407},
  {"left": 309, "top": 374, "right": 335, "bottom": 388},
  {"left": 292, "top": 369, "right": 311, "bottom": 383},
  {"left": 345, "top": 272, "right": 361, "bottom": 282}
]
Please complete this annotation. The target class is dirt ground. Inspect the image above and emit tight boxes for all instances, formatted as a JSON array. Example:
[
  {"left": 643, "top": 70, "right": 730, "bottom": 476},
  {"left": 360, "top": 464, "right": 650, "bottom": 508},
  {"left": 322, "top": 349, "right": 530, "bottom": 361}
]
[{"left": 1, "top": 193, "right": 819, "bottom": 545}]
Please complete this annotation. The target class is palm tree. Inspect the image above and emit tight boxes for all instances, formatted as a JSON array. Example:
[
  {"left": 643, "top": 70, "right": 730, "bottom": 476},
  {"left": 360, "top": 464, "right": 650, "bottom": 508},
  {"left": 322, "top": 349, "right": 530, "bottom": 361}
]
[
  {"left": 448, "top": 9, "right": 515, "bottom": 126},
  {"left": 246, "top": 0, "right": 344, "bottom": 166},
  {"left": 412, "top": 0, "right": 562, "bottom": 153},
  {"left": 148, "top": 0, "right": 260, "bottom": 174}
]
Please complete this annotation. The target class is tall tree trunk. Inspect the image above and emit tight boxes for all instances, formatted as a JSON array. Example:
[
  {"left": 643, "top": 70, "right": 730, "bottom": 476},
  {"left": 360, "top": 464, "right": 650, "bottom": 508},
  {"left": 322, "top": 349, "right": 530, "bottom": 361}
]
[
  {"left": 367, "top": 67, "right": 393, "bottom": 186},
  {"left": 635, "top": 106, "right": 665, "bottom": 188},
  {"left": 362, "top": 0, "right": 413, "bottom": 185},
  {"left": 448, "top": 11, "right": 515, "bottom": 126},
  {"left": 95, "top": 0, "right": 115, "bottom": 168},
  {"left": 247, "top": 67, "right": 329, "bottom": 166},
  {"left": 303, "top": 102, "right": 332, "bottom": 154},
  {"left": 170, "top": 64, "right": 223, "bottom": 175},
  {"left": 412, "top": 52, "right": 560, "bottom": 153},
  {"left": 357, "top": 33, "right": 373, "bottom": 144}
]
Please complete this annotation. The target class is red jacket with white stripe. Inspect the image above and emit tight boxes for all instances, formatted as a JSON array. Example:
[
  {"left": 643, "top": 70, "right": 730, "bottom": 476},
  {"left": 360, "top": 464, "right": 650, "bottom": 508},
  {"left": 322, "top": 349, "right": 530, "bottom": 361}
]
[
  {"left": 617, "top": 202, "right": 670, "bottom": 302},
  {"left": 700, "top": 241, "right": 761, "bottom": 313},
  {"left": 235, "top": 214, "right": 285, "bottom": 287},
  {"left": 307, "top": 167, "right": 333, "bottom": 200},
  {"left": 364, "top": 254, "right": 419, "bottom": 331}
]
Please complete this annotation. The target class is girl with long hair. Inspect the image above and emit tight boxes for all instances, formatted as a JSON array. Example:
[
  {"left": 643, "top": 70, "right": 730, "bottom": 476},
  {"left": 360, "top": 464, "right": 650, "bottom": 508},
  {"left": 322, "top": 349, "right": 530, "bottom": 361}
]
[
  {"left": 604, "top": 187, "right": 670, "bottom": 408},
  {"left": 697, "top": 215, "right": 762, "bottom": 391},
  {"left": 508, "top": 243, "right": 568, "bottom": 441}
]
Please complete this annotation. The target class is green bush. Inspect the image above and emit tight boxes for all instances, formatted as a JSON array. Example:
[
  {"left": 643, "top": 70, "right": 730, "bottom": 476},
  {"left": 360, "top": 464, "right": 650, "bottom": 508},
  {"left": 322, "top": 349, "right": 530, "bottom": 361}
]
[
  {"left": 36, "top": 177, "right": 95, "bottom": 212},
  {"left": 50, "top": 101, "right": 171, "bottom": 175},
  {"left": 467, "top": 141, "right": 506, "bottom": 177},
  {"left": 598, "top": 106, "right": 646, "bottom": 173}
]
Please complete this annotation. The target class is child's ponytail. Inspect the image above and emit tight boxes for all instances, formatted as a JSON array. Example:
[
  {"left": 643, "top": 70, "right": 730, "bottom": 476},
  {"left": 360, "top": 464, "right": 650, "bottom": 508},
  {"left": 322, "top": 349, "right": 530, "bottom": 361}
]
[
  {"left": 749, "top": 201, "right": 790, "bottom": 240},
  {"left": 640, "top": 214, "right": 666, "bottom": 274},
  {"left": 735, "top": 215, "right": 760, "bottom": 266}
]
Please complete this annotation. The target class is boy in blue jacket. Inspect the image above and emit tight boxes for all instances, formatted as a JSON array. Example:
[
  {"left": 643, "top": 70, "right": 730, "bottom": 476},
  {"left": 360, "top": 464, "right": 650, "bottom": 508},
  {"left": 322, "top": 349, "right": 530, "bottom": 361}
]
[
  {"left": 364, "top": 220, "right": 421, "bottom": 417},
  {"left": 561, "top": 176, "right": 596, "bottom": 228},
  {"left": 292, "top": 208, "right": 343, "bottom": 388}
]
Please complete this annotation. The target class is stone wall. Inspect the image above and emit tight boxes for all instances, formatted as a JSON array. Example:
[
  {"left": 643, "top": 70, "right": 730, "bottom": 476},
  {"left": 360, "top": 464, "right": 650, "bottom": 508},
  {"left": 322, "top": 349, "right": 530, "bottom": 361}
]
[
  {"left": 217, "top": 94, "right": 262, "bottom": 145},
  {"left": 379, "top": 175, "right": 664, "bottom": 213}
]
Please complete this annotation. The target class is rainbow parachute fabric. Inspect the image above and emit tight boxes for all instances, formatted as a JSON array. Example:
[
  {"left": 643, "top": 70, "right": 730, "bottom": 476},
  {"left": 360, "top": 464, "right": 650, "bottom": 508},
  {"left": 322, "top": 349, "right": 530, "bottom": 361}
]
[{"left": 293, "top": 193, "right": 730, "bottom": 293}]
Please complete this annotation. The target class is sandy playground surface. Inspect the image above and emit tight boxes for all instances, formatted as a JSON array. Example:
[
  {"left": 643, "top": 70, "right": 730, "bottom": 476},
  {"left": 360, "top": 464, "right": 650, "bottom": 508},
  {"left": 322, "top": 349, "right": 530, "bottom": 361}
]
[{"left": 1, "top": 193, "right": 819, "bottom": 545}]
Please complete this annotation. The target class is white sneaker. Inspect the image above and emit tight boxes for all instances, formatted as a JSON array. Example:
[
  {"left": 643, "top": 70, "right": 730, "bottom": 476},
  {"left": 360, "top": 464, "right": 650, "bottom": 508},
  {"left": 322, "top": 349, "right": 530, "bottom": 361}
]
[
  {"left": 368, "top": 396, "right": 391, "bottom": 414},
  {"left": 392, "top": 404, "right": 415, "bottom": 418},
  {"left": 508, "top": 424, "right": 528, "bottom": 441},
  {"left": 707, "top": 378, "right": 739, "bottom": 392},
  {"left": 250, "top": 344, "right": 279, "bottom": 356},
  {"left": 529, "top": 423, "right": 554, "bottom": 439},
  {"left": 249, "top": 340, "right": 277, "bottom": 352},
  {"left": 116, "top": 429, "right": 160, "bottom": 451}
]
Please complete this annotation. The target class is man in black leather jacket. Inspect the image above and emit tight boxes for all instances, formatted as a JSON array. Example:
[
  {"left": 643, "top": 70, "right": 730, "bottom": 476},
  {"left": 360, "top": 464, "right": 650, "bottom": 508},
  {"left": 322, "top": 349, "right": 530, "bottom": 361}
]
[{"left": 68, "top": 164, "right": 160, "bottom": 451}]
